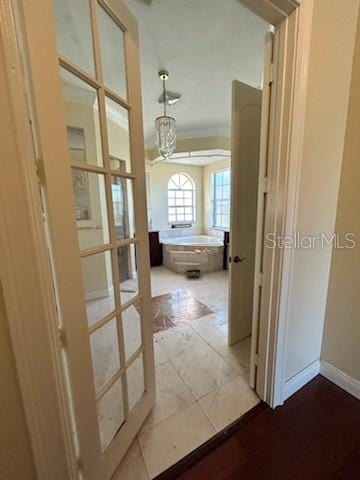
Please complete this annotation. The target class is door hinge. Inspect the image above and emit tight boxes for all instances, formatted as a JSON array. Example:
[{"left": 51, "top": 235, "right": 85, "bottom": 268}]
[
  {"left": 258, "top": 272, "right": 264, "bottom": 287},
  {"left": 268, "top": 62, "right": 276, "bottom": 85},
  {"left": 262, "top": 177, "right": 270, "bottom": 194},
  {"left": 254, "top": 353, "right": 259, "bottom": 366},
  {"left": 58, "top": 327, "right": 66, "bottom": 348},
  {"left": 76, "top": 456, "right": 83, "bottom": 473},
  {"left": 35, "top": 160, "right": 44, "bottom": 186}
]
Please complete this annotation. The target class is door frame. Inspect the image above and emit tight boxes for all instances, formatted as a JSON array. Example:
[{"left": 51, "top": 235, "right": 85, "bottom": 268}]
[
  {"left": 0, "top": 2, "right": 78, "bottom": 478},
  {"left": 0, "top": 0, "right": 313, "bottom": 478},
  {"left": 249, "top": 0, "right": 315, "bottom": 407}
]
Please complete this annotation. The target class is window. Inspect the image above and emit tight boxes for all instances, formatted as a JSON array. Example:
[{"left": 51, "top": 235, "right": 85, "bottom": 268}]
[
  {"left": 211, "top": 169, "right": 231, "bottom": 229},
  {"left": 168, "top": 173, "right": 195, "bottom": 223}
]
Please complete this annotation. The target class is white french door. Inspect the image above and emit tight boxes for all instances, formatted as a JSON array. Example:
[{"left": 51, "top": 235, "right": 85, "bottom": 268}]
[{"left": 20, "top": 1, "right": 155, "bottom": 479}]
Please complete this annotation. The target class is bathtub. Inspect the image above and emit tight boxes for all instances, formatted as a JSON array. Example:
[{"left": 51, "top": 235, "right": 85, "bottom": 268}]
[
  {"left": 162, "top": 235, "right": 224, "bottom": 274},
  {"left": 162, "top": 235, "right": 223, "bottom": 247}
]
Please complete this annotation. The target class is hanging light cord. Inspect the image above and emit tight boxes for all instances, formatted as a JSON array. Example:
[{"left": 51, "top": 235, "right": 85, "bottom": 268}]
[{"left": 163, "top": 77, "right": 167, "bottom": 117}]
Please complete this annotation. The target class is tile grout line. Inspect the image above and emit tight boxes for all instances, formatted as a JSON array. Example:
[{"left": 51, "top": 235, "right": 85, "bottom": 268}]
[
  {"left": 185, "top": 317, "right": 252, "bottom": 377},
  {"left": 154, "top": 319, "right": 247, "bottom": 402},
  {"left": 166, "top": 344, "right": 241, "bottom": 404},
  {"left": 147, "top": 337, "right": 251, "bottom": 440},
  {"left": 135, "top": 436, "right": 151, "bottom": 480},
  {"left": 152, "top": 285, "right": 251, "bottom": 400},
  {"left": 137, "top": 400, "right": 216, "bottom": 480},
  {"left": 194, "top": 394, "right": 219, "bottom": 434},
  {"left": 141, "top": 268, "right": 235, "bottom": 475},
  {"left": 139, "top": 360, "right": 197, "bottom": 435}
]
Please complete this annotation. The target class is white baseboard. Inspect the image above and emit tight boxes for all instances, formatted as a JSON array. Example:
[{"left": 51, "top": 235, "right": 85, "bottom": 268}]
[
  {"left": 320, "top": 361, "right": 360, "bottom": 400},
  {"left": 283, "top": 359, "right": 320, "bottom": 402}
]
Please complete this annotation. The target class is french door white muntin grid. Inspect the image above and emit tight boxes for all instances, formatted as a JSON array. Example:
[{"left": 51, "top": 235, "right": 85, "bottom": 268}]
[
  {"left": 62, "top": 0, "right": 141, "bottom": 433},
  {"left": 60, "top": 0, "right": 148, "bottom": 441},
  {"left": 24, "top": 0, "right": 155, "bottom": 477}
]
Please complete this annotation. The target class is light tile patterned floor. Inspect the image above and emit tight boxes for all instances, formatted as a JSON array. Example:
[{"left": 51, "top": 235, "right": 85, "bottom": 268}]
[
  {"left": 114, "top": 266, "right": 259, "bottom": 479},
  {"left": 150, "top": 289, "right": 214, "bottom": 332}
]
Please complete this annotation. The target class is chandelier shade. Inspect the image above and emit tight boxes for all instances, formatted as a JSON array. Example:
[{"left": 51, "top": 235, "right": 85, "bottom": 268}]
[{"left": 155, "top": 115, "right": 176, "bottom": 160}]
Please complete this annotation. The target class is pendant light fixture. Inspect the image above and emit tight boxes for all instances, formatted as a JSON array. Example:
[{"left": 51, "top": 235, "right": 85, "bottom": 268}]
[{"left": 155, "top": 70, "right": 176, "bottom": 160}]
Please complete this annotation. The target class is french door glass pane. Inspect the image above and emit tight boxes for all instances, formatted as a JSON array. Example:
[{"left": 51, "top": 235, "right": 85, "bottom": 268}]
[
  {"left": 127, "top": 354, "right": 145, "bottom": 412},
  {"left": 106, "top": 97, "right": 132, "bottom": 173},
  {"left": 122, "top": 304, "right": 142, "bottom": 360},
  {"left": 60, "top": 68, "right": 103, "bottom": 167},
  {"left": 97, "top": 378, "right": 125, "bottom": 452},
  {"left": 52, "top": 0, "right": 95, "bottom": 76},
  {"left": 71, "top": 170, "right": 110, "bottom": 249},
  {"left": 81, "top": 251, "right": 115, "bottom": 326},
  {"left": 47, "top": 0, "right": 154, "bottom": 466},
  {"left": 111, "top": 177, "right": 135, "bottom": 240},
  {"left": 98, "top": 6, "right": 127, "bottom": 99},
  {"left": 118, "top": 244, "right": 139, "bottom": 304},
  {"left": 90, "top": 319, "right": 121, "bottom": 392}
]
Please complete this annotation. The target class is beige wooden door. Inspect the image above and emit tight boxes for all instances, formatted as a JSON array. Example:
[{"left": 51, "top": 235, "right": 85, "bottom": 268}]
[
  {"left": 228, "top": 81, "right": 262, "bottom": 345},
  {"left": 20, "top": 1, "right": 155, "bottom": 479}
]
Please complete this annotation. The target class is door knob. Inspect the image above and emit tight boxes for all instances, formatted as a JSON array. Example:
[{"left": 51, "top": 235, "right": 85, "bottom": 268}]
[{"left": 233, "top": 255, "right": 246, "bottom": 263}]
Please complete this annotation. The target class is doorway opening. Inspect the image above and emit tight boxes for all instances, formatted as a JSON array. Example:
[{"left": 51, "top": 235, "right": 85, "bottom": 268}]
[{"left": 117, "top": 0, "right": 270, "bottom": 476}]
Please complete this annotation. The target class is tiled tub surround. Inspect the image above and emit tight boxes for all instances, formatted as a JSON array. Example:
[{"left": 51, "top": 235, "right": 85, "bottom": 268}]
[
  {"left": 162, "top": 235, "right": 224, "bottom": 274},
  {"left": 159, "top": 227, "right": 204, "bottom": 240},
  {"left": 113, "top": 267, "right": 259, "bottom": 480}
]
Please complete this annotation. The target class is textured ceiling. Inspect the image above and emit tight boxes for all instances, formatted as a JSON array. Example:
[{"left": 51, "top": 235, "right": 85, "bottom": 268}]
[{"left": 123, "top": 0, "right": 269, "bottom": 147}]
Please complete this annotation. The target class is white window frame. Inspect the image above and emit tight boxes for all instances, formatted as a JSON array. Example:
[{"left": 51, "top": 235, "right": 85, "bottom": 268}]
[
  {"left": 211, "top": 168, "right": 231, "bottom": 229},
  {"left": 167, "top": 173, "right": 196, "bottom": 224}
]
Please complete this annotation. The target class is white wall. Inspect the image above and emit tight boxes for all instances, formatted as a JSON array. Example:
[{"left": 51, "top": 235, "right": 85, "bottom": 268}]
[
  {"left": 284, "top": 0, "right": 359, "bottom": 382},
  {"left": 148, "top": 163, "right": 203, "bottom": 235},
  {"left": 146, "top": 156, "right": 231, "bottom": 237},
  {"left": 321, "top": 13, "right": 360, "bottom": 382}
]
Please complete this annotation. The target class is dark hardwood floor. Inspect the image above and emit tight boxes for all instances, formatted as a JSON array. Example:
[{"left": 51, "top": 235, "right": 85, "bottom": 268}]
[{"left": 157, "top": 376, "right": 360, "bottom": 480}]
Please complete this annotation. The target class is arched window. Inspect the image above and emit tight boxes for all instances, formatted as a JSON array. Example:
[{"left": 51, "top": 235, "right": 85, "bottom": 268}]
[{"left": 167, "top": 173, "right": 195, "bottom": 223}]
